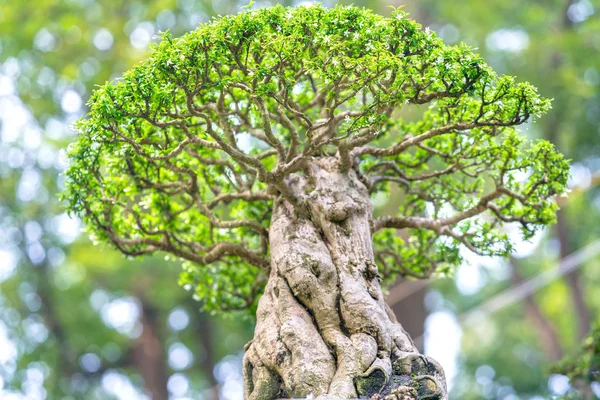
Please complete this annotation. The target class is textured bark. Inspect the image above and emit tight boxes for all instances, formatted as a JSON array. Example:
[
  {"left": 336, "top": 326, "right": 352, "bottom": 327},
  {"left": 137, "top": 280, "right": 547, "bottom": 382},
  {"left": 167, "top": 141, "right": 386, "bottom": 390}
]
[{"left": 244, "top": 158, "right": 446, "bottom": 399}]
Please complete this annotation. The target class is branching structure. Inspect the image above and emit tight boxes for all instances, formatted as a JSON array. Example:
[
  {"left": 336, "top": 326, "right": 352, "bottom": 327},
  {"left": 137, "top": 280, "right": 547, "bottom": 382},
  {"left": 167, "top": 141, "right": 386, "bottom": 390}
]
[{"left": 63, "top": 5, "right": 569, "bottom": 399}]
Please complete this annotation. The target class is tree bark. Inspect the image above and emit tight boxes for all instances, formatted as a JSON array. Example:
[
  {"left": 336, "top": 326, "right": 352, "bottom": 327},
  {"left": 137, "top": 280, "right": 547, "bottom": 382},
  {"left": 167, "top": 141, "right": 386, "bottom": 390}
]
[{"left": 243, "top": 158, "right": 446, "bottom": 399}]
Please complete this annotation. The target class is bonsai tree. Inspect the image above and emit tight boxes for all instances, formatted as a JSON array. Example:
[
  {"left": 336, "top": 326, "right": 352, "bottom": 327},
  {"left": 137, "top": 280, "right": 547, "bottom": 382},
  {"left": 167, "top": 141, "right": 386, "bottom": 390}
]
[{"left": 63, "top": 4, "right": 569, "bottom": 399}]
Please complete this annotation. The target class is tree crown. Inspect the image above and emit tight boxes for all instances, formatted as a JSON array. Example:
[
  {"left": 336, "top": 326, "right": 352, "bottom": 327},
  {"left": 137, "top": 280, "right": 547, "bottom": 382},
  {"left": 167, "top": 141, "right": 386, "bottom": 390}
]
[{"left": 63, "top": 4, "right": 569, "bottom": 314}]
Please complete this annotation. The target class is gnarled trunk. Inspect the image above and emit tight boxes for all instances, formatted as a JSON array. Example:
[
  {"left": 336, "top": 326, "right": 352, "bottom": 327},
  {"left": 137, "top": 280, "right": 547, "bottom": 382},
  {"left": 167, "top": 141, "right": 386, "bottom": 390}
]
[{"left": 244, "top": 158, "right": 447, "bottom": 399}]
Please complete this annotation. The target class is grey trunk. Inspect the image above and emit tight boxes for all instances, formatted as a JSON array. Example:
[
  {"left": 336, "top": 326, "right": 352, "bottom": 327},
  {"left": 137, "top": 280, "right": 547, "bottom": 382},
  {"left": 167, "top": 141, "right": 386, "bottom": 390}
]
[{"left": 244, "top": 158, "right": 447, "bottom": 400}]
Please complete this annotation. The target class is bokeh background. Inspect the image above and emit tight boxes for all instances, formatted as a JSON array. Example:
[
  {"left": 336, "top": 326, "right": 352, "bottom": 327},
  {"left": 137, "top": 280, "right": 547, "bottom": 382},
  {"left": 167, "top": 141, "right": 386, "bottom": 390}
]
[{"left": 0, "top": 0, "right": 598, "bottom": 399}]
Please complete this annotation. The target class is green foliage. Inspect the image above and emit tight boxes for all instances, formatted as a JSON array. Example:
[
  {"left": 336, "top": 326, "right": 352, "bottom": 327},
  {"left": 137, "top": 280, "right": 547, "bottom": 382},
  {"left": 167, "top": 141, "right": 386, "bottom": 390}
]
[
  {"left": 553, "top": 322, "right": 600, "bottom": 384},
  {"left": 373, "top": 133, "right": 569, "bottom": 281},
  {"left": 62, "top": 4, "right": 569, "bottom": 314}
]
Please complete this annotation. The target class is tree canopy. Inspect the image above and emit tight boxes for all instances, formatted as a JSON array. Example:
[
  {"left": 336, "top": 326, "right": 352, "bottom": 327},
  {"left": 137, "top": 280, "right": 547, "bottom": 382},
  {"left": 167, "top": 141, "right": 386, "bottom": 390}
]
[{"left": 63, "top": 4, "right": 569, "bottom": 314}]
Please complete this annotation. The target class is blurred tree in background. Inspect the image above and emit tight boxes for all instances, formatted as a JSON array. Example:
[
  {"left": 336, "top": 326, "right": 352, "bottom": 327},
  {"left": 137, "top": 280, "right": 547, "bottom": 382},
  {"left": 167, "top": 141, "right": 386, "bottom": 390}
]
[
  {"left": 0, "top": 0, "right": 597, "bottom": 399},
  {"left": 0, "top": 1, "right": 267, "bottom": 399}
]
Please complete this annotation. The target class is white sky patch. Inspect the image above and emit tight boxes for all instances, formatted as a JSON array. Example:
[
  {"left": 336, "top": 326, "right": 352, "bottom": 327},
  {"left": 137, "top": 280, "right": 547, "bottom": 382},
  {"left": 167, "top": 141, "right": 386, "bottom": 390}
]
[
  {"left": 101, "top": 371, "right": 150, "bottom": 400},
  {"left": 60, "top": 89, "right": 82, "bottom": 114},
  {"left": 454, "top": 262, "right": 486, "bottom": 296},
  {"left": 0, "top": 249, "right": 19, "bottom": 283},
  {"left": 425, "top": 201, "right": 455, "bottom": 219},
  {"left": 23, "top": 292, "right": 41, "bottom": 313},
  {"left": 507, "top": 223, "right": 545, "bottom": 259},
  {"left": 0, "top": 75, "right": 15, "bottom": 96},
  {"left": 27, "top": 242, "right": 45, "bottom": 264},
  {"left": 100, "top": 297, "right": 141, "bottom": 337},
  {"left": 235, "top": 132, "right": 256, "bottom": 152},
  {"left": 292, "top": 82, "right": 305, "bottom": 96},
  {"left": 33, "top": 28, "right": 56, "bottom": 52},
  {"left": 591, "top": 382, "right": 600, "bottom": 398},
  {"left": 568, "top": 162, "right": 592, "bottom": 190},
  {"left": 167, "top": 373, "right": 190, "bottom": 396},
  {"left": 548, "top": 374, "right": 571, "bottom": 396},
  {"left": 0, "top": 321, "right": 18, "bottom": 365},
  {"left": 23, "top": 365, "right": 46, "bottom": 400},
  {"left": 424, "top": 311, "right": 461, "bottom": 390},
  {"left": 46, "top": 246, "right": 65, "bottom": 268},
  {"left": 37, "top": 67, "right": 55, "bottom": 87},
  {"left": 371, "top": 191, "right": 389, "bottom": 209},
  {"left": 215, "top": 353, "right": 244, "bottom": 400},
  {"left": 3, "top": 58, "right": 20, "bottom": 78},
  {"left": 0, "top": 392, "right": 26, "bottom": 400},
  {"left": 471, "top": 318, "right": 499, "bottom": 348},
  {"left": 17, "top": 168, "right": 42, "bottom": 203},
  {"left": 79, "top": 59, "right": 99, "bottom": 80},
  {"left": 1, "top": 96, "right": 32, "bottom": 144},
  {"left": 37, "top": 144, "right": 56, "bottom": 169},
  {"left": 460, "top": 247, "right": 511, "bottom": 281},
  {"left": 23, "top": 125, "right": 42, "bottom": 150},
  {"left": 486, "top": 28, "right": 529, "bottom": 53},
  {"left": 93, "top": 28, "right": 114, "bottom": 51},
  {"left": 49, "top": 212, "right": 81, "bottom": 244},
  {"left": 6, "top": 147, "right": 24, "bottom": 169},
  {"left": 24, "top": 221, "right": 43, "bottom": 243},
  {"left": 438, "top": 24, "right": 459, "bottom": 43},
  {"left": 90, "top": 289, "right": 110, "bottom": 311},
  {"left": 129, "top": 22, "right": 156, "bottom": 50},
  {"left": 475, "top": 364, "right": 496, "bottom": 386},
  {"left": 168, "top": 308, "right": 190, "bottom": 331},
  {"left": 294, "top": 0, "right": 316, "bottom": 6},
  {"left": 22, "top": 315, "right": 48, "bottom": 344},
  {"left": 80, "top": 353, "right": 102, "bottom": 373},
  {"left": 168, "top": 342, "right": 194, "bottom": 370},
  {"left": 485, "top": 258, "right": 511, "bottom": 281},
  {"left": 57, "top": 148, "right": 69, "bottom": 171},
  {"left": 221, "top": 378, "right": 244, "bottom": 400},
  {"left": 156, "top": 10, "right": 177, "bottom": 31},
  {"left": 567, "top": 0, "right": 595, "bottom": 23},
  {"left": 45, "top": 117, "right": 69, "bottom": 141},
  {"left": 425, "top": 202, "right": 435, "bottom": 218}
]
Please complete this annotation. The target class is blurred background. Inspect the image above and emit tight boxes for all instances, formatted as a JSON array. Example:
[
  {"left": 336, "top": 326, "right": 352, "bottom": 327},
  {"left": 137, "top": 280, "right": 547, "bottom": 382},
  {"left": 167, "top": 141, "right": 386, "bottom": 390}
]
[{"left": 0, "top": 0, "right": 598, "bottom": 399}]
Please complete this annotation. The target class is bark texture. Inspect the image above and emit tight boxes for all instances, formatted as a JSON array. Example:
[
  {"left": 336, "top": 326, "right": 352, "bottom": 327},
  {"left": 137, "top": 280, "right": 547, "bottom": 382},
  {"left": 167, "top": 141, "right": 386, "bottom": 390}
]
[{"left": 244, "top": 158, "right": 446, "bottom": 399}]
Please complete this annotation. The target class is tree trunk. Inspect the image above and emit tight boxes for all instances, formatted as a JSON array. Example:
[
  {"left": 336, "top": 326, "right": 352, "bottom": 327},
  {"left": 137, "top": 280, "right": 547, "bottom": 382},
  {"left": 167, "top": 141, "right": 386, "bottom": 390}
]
[
  {"left": 193, "top": 307, "right": 220, "bottom": 399},
  {"left": 132, "top": 301, "right": 169, "bottom": 400},
  {"left": 243, "top": 158, "right": 446, "bottom": 400},
  {"left": 510, "top": 259, "right": 564, "bottom": 361},
  {"left": 556, "top": 209, "right": 592, "bottom": 340},
  {"left": 390, "top": 281, "right": 428, "bottom": 352}
]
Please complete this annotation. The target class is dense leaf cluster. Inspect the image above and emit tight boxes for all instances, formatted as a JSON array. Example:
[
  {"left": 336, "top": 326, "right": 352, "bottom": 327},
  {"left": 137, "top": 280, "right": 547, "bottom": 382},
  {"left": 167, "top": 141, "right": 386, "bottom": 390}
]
[{"left": 63, "top": 4, "right": 569, "bottom": 313}]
